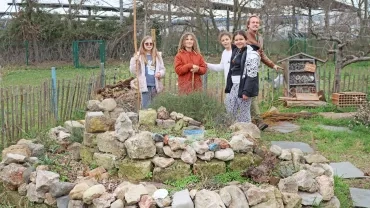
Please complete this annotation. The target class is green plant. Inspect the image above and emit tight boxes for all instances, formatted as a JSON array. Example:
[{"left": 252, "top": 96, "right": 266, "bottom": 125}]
[
  {"left": 89, "top": 162, "right": 98, "bottom": 170},
  {"left": 145, "top": 172, "right": 153, "bottom": 180},
  {"left": 334, "top": 176, "right": 352, "bottom": 207},
  {"left": 213, "top": 171, "right": 249, "bottom": 184},
  {"left": 164, "top": 175, "right": 200, "bottom": 191},
  {"left": 38, "top": 154, "right": 55, "bottom": 166},
  {"left": 69, "top": 128, "right": 84, "bottom": 143},
  {"left": 149, "top": 92, "right": 227, "bottom": 126},
  {"left": 353, "top": 101, "right": 370, "bottom": 127}
]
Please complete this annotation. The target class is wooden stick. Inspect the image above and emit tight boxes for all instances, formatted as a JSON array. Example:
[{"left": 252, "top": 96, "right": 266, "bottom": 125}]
[
  {"left": 192, "top": 71, "right": 195, "bottom": 91},
  {"left": 133, "top": 0, "right": 141, "bottom": 111}
]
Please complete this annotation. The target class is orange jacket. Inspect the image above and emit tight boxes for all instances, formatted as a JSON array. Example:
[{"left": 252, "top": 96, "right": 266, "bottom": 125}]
[{"left": 174, "top": 50, "right": 207, "bottom": 94}]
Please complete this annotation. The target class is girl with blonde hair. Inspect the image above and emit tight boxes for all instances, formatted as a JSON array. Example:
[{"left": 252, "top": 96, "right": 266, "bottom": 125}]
[
  {"left": 130, "top": 36, "right": 165, "bottom": 108},
  {"left": 174, "top": 32, "right": 207, "bottom": 94}
]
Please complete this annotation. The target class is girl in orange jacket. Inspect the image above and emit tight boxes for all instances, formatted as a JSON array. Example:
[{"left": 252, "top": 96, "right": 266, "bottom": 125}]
[{"left": 174, "top": 32, "right": 207, "bottom": 94}]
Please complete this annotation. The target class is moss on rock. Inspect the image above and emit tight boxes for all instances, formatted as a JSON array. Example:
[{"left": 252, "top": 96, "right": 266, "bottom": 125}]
[
  {"left": 116, "top": 159, "right": 153, "bottom": 181},
  {"left": 228, "top": 153, "right": 257, "bottom": 172},
  {"left": 153, "top": 160, "right": 191, "bottom": 182},
  {"left": 0, "top": 183, "right": 49, "bottom": 208},
  {"left": 193, "top": 159, "right": 226, "bottom": 178},
  {"left": 80, "top": 145, "right": 95, "bottom": 165}
]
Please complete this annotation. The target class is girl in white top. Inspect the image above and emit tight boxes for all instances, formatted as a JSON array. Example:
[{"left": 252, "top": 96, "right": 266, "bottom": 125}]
[{"left": 206, "top": 31, "right": 233, "bottom": 84}]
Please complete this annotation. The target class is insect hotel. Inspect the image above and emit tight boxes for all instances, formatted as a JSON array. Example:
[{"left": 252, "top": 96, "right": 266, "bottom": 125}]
[{"left": 277, "top": 53, "right": 327, "bottom": 107}]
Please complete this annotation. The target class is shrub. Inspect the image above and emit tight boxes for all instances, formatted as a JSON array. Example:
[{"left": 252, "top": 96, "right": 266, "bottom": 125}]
[
  {"left": 150, "top": 92, "right": 231, "bottom": 128},
  {"left": 353, "top": 101, "right": 370, "bottom": 127}
]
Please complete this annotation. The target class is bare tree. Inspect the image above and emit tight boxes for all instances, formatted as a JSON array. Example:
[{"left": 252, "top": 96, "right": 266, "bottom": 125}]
[{"left": 311, "top": 14, "right": 370, "bottom": 93}]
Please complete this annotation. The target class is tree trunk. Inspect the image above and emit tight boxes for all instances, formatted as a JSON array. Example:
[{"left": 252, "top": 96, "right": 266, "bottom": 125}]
[
  {"left": 333, "top": 50, "right": 343, "bottom": 93},
  {"left": 119, "top": 0, "right": 124, "bottom": 25}
]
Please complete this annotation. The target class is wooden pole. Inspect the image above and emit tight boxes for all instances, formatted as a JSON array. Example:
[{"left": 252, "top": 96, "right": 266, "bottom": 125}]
[
  {"left": 151, "top": 29, "right": 156, "bottom": 45},
  {"left": 133, "top": 0, "right": 141, "bottom": 111}
]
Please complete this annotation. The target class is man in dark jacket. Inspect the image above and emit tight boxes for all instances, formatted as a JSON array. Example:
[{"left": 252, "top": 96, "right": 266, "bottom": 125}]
[{"left": 246, "top": 15, "right": 283, "bottom": 130}]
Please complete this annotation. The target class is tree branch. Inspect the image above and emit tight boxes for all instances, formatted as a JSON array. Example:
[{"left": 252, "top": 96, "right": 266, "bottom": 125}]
[{"left": 342, "top": 55, "right": 370, "bottom": 68}]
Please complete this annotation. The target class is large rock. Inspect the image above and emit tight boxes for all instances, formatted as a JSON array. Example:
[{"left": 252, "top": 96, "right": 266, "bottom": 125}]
[
  {"left": 67, "top": 142, "right": 81, "bottom": 161},
  {"left": 181, "top": 146, "right": 197, "bottom": 164},
  {"left": 2, "top": 144, "right": 31, "bottom": 159},
  {"left": 49, "top": 181, "right": 75, "bottom": 198},
  {"left": 219, "top": 185, "right": 249, "bottom": 208},
  {"left": 17, "top": 139, "right": 45, "bottom": 157},
  {"left": 92, "top": 192, "right": 116, "bottom": 208},
  {"left": 192, "top": 141, "right": 209, "bottom": 155},
  {"left": 245, "top": 186, "right": 269, "bottom": 206},
  {"left": 99, "top": 98, "right": 117, "bottom": 111},
  {"left": 139, "top": 109, "right": 157, "bottom": 126},
  {"left": 82, "top": 184, "right": 106, "bottom": 204},
  {"left": 115, "top": 112, "right": 135, "bottom": 142},
  {"left": 194, "top": 189, "right": 226, "bottom": 208},
  {"left": 157, "top": 106, "right": 170, "bottom": 120},
  {"left": 117, "top": 159, "right": 152, "bottom": 181},
  {"left": 316, "top": 175, "right": 334, "bottom": 200},
  {"left": 291, "top": 148, "right": 305, "bottom": 169},
  {"left": 270, "top": 145, "right": 282, "bottom": 157},
  {"left": 168, "top": 137, "right": 187, "bottom": 151},
  {"left": 152, "top": 156, "right": 175, "bottom": 168},
  {"left": 193, "top": 160, "right": 226, "bottom": 178},
  {"left": 153, "top": 161, "right": 191, "bottom": 182},
  {"left": 56, "top": 195, "right": 70, "bottom": 208},
  {"left": 93, "top": 153, "right": 117, "bottom": 170},
  {"left": 279, "top": 149, "right": 292, "bottom": 161},
  {"left": 113, "top": 181, "right": 134, "bottom": 201},
  {"left": 68, "top": 200, "right": 84, "bottom": 208},
  {"left": 64, "top": 120, "right": 85, "bottom": 134},
  {"left": 197, "top": 151, "right": 215, "bottom": 161},
  {"left": 96, "top": 131, "right": 126, "bottom": 158},
  {"left": 298, "top": 192, "right": 323, "bottom": 206},
  {"left": 229, "top": 122, "right": 261, "bottom": 139},
  {"left": 156, "top": 119, "right": 176, "bottom": 129},
  {"left": 281, "top": 192, "right": 302, "bottom": 208},
  {"left": 111, "top": 199, "right": 125, "bottom": 208},
  {"left": 303, "top": 164, "right": 325, "bottom": 178},
  {"left": 229, "top": 153, "right": 256, "bottom": 171},
  {"left": 292, "top": 170, "right": 318, "bottom": 193},
  {"left": 172, "top": 189, "right": 194, "bottom": 208},
  {"left": 87, "top": 100, "right": 101, "bottom": 111},
  {"left": 275, "top": 161, "right": 299, "bottom": 178},
  {"left": 125, "top": 184, "right": 148, "bottom": 205},
  {"left": 215, "top": 148, "right": 234, "bottom": 161},
  {"left": 36, "top": 170, "right": 60, "bottom": 193},
  {"left": 2, "top": 153, "right": 26, "bottom": 164},
  {"left": 80, "top": 145, "right": 95, "bottom": 164},
  {"left": 83, "top": 132, "right": 98, "bottom": 147},
  {"left": 229, "top": 134, "right": 254, "bottom": 153},
  {"left": 127, "top": 112, "right": 139, "bottom": 126},
  {"left": 278, "top": 177, "right": 298, "bottom": 193},
  {"left": 69, "top": 183, "right": 90, "bottom": 200},
  {"left": 304, "top": 154, "right": 329, "bottom": 164},
  {"left": 0, "top": 163, "right": 26, "bottom": 190},
  {"left": 321, "top": 196, "right": 340, "bottom": 208},
  {"left": 27, "top": 183, "right": 45, "bottom": 203},
  {"left": 48, "top": 126, "right": 71, "bottom": 146},
  {"left": 44, "top": 192, "right": 57, "bottom": 206},
  {"left": 163, "top": 146, "right": 183, "bottom": 158},
  {"left": 139, "top": 195, "right": 156, "bottom": 208},
  {"left": 85, "top": 111, "right": 114, "bottom": 133},
  {"left": 124, "top": 131, "right": 156, "bottom": 159}
]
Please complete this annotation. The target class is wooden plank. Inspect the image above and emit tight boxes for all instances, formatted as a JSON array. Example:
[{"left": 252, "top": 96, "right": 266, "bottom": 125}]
[
  {"left": 279, "top": 97, "right": 297, "bottom": 101},
  {"left": 63, "top": 80, "right": 71, "bottom": 121},
  {"left": 286, "top": 100, "right": 327, "bottom": 107},
  {"left": 295, "top": 93, "right": 319, "bottom": 101},
  {"left": 6, "top": 89, "right": 11, "bottom": 146},
  {"left": 0, "top": 88, "right": 5, "bottom": 148},
  {"left": 24, "top": 89, "right": 28, "bottom": 133},
  {"left": 11, "top": 88, "right": 15, "bottom": 143},
  {"left": 14, "top": 87, "right": 19, "bottom": 139},
  {"left": 60, "top": 79, "right": 65, "bottom": 122}
]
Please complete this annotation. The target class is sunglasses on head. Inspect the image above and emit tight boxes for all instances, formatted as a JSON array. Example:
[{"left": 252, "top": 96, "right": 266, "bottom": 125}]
[{"left": 145, "top": 42, "right": 153, "bottom": 46}]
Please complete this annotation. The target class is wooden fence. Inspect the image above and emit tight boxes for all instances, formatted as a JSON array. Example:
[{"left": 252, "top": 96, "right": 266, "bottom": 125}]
[{"left": 0, "top": 74, "right": 102, "bottom": 149}]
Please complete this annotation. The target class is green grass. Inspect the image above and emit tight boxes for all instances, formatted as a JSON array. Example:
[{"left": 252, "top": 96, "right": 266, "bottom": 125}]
[{"left": 334, "top": 176, "right": 352, "bottom": 208}]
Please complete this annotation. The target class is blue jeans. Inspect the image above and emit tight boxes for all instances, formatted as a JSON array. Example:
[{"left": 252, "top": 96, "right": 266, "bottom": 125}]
[{"left": 141, "top": 86, "right": 157, "bottom": 109}]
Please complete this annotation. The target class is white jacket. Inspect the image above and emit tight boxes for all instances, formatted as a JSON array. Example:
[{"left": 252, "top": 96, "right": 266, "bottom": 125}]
[
  {"left": 129, "top": 52, "right": 165, "bottom": 93},
  {"left": 207, "top": 49, "right": 232, "bottom": 84}
]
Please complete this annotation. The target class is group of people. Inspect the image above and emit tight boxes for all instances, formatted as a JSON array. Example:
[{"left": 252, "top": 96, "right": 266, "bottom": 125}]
[{"left": 130, "top": 15, "right": 282, "bottom": 130}]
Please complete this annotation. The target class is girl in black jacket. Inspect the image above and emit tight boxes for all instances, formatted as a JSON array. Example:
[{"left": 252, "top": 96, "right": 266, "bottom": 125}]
[{"left": 224, "top": 30, "right": 260, "bottom": 122}]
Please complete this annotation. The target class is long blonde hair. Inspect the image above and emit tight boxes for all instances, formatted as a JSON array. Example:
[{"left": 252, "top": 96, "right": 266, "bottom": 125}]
[
  {"left": 177, "top": 32, "right": 201, "bottom": 54},
  {"left": 139, "top": 36, "right": 159, "bottom": 64}
]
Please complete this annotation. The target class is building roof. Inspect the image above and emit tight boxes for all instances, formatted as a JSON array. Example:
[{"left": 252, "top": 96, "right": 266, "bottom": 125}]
[{"left": 277, "top": 52, "right": 327, "bottom": 63}]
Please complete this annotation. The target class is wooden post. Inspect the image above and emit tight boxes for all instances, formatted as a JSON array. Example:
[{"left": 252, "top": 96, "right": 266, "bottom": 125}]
[
  {"left": 151, "top": 29, "right": 156, "bottom": 45},
  {"left": 51, "top": 67, "right": 58, "bottom": 122},
  {"left": 133, "top": 0, "right": 141, "bottom": 111}
]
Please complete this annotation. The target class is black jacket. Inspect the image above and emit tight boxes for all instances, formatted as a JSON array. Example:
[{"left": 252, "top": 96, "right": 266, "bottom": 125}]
[{"left": 225, "top": 44, "right": 260, "bottom": 98}]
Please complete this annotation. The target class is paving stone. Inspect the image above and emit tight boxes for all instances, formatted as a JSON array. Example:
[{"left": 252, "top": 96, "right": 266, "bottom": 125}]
[
  {"left": 271, "top": 141, "right": 314, "bottom": 153},
  {"left": 330, "top": 162, "right": 365, "bottom": 179},
  {"left": 319, "top": 112, "right": 355, "bottom": 120},
  {"left": 318, "top": 125, "right": 352, "bottom": 133},
  {"left": 350, "top": 188, "right": 370, "bottom": 208},
  {"left": 268, "top": 122, "right": 300, "bottom": 133}
]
